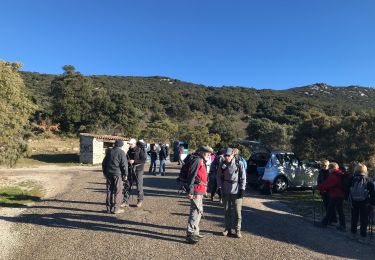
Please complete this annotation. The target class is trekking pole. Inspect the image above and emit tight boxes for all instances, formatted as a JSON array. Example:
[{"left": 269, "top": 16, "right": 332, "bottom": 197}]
[
  {"left": 369, "top": 207, "right": 374, "bottom": 240},
  {"left": 312, "top": 187, "right": 316, "bottom": 225}
]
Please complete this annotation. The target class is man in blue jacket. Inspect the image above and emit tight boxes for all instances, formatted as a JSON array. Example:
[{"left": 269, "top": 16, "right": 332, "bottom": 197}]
[{"left": 102, "top": 140, "right": 128, "bottom": 214}]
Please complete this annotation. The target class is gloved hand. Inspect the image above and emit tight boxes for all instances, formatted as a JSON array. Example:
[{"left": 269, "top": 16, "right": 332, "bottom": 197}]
[{"left": 239, "top": 189, "right": 245, "bottom": 198}]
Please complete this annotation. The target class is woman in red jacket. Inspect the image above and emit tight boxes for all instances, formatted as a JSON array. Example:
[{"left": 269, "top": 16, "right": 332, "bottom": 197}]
[{"left": 317, "top": 162, "right": 346, "bottom": 231}]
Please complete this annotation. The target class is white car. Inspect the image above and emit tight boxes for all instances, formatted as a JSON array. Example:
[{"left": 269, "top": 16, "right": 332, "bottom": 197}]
[{"left": 260, "top": 151, "right": 320, "bottom": 194}]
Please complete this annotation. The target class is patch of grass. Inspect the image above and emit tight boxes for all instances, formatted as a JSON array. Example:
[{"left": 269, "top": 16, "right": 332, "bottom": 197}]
[
  {"left": 272, "top": 190, "right": 321, "bottom": 217},
  {"left": 11, "top": 136, "right": 81, "bottom": 167},
  {"left": 0, "top": 181, "right": 44, "bottom": 207},
  {"left": 15, "top": 153, "right": 81, "bottom": 167},
  {"left": 272, "top": 190, "right": 352, "bottom": 221}
]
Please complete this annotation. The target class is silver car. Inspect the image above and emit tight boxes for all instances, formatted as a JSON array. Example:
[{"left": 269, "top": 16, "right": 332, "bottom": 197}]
[{"left": 260, "top": 151, "right": 320, "bottom": 193}]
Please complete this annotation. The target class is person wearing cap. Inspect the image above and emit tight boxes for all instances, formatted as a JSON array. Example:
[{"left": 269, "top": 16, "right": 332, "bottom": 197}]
[
  {"left": 102, "top": 139, "right": 128, "bottom": 214},
  {"left": 123, "top": 138, "right": 147, "bottom": 207},
  {"left": 217, "top": 147, "right": 247, "bottom": 238},
  {"left": 185, "top": 145, "right": 213, "bottom": 244}
]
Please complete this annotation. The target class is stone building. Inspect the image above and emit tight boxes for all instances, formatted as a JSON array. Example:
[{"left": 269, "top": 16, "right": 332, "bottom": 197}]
[{"left": 79, "top": 133, "right": 129, "bottom": 164}]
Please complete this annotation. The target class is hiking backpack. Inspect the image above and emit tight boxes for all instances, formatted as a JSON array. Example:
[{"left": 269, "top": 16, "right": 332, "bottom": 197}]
[
  {"left": 350, "top": 175, "right": 369, "bottom": 202},
  {"left": 177, "top": 153, "right": 200, "bottom": 184}
]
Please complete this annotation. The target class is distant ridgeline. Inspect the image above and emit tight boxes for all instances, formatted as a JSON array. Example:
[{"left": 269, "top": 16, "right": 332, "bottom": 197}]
[{"left": 20, "top": 70, "right": 375, "bottom": 165}]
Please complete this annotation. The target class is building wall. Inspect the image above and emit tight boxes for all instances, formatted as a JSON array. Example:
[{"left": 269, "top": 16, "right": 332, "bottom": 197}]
[
  {"left": 79, "top": 136, "right": 94, "bottom": 164},
  {"left": 80, "top": 135, "right": 129, "bottom": 164},
  {"left": 92, "top": 138, "right": 105, "bottom": 164}
]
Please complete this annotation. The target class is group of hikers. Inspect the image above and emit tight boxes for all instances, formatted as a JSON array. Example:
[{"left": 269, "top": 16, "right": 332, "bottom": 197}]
[
  {"left": 102, "top": 139, "right": 247, "bottom": 244},
  {"left": 316, "top": 161, "right": 375, "bottom": 242},
  {"left": 146, "top": 143, "right": 169, "bottom": 176},
  {"left": 181, "top": 146, "right": 247, "bottom": 244},
  {"left": 102, "top": 138, "right": 375, "bottom": 244},
  {"left": 102, "top": 139, "right": 170, "bottom": 212}
]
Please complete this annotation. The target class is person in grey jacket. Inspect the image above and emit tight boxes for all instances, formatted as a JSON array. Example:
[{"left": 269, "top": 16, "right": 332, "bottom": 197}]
[
  {"left": 217, "top": 147, "right": 246, "bottom": 238},
  {"left": 102, "top": 140, "right": 128, "bottom": 214}
]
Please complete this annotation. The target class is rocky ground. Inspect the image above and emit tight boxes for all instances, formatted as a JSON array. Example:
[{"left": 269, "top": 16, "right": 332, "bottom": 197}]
[{"left": 1, "top": 163, "right": 375, "bottom": 260}]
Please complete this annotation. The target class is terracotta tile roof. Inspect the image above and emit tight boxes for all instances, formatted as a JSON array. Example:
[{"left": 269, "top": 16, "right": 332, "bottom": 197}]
[{"left": 80, "top": 133, "right": 129, "bottom": 141}]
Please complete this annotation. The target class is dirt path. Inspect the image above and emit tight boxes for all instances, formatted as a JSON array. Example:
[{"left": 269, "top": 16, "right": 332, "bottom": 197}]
[{"left": 1, "top": 164, "right": 375, "bottom": 260}]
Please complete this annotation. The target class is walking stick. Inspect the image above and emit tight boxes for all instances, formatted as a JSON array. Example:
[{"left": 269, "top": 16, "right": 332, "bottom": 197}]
[
  {"left": 369, "top": 207, "right": 374, "bottom": 240},
  {"left": 313, "top": 187, "right": 316, "bottom": 225}
]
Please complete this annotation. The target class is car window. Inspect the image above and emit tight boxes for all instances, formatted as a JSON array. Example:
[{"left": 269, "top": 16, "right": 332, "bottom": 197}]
[
  {"left": 276, "top": 154, "right": 284, "bottom": 165},
  {"left": 286, "top": 154, "right": 299, "bottom": 166},
  {"left": 250, "top": 152, "right": 269, "bottom": 167}
]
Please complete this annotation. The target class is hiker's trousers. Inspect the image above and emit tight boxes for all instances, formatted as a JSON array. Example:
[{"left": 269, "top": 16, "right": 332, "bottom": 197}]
[
  {"left": 187, "top": 195, "right": 203, "bottom": 235},
  {"left": 106, "top": 175, "right": 123, "bottom": 211},
  {"left": 321, "top": 192, "right": 337, "bottom": 223},
  {"left": 351, "top": 201, "right": 369, "bottom": 237},
  {"left": 223, "top": 193, "right": 243, "bottom": 231},
  {"left": 149, "top": 159, "right": 157, "bottom": 173},
  {"left": 159, "top": 159, "right": 166, "bottom": 173},
  {"left": 124, "top": 168, "right": 144, "bottom": 203},
  {"left": 323, "top": 198, "right": 345, "bottom": 228}
]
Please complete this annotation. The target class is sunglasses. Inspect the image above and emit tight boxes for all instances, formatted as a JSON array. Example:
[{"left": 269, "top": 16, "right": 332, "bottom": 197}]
[{"left": 224, "top": 154, "right": 232, "bottom": 157}]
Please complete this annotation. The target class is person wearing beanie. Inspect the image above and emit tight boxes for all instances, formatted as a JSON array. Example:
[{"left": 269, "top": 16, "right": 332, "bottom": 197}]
[{"left": 102, "top": 139, "right": 128, "bottom": 214}]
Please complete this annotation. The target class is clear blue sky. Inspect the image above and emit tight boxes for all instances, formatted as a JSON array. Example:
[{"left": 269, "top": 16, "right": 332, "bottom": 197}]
[{"left": 1, "top": 0, "right": 374, "bottom": 89}]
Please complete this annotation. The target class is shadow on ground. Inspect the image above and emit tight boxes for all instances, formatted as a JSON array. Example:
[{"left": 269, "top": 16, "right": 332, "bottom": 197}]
[
  {"left": 30, "top": 153, "right": 80, "bottom": 164},
  {"left": 2, "top": 166, "right": 374, "bottom": 257}
]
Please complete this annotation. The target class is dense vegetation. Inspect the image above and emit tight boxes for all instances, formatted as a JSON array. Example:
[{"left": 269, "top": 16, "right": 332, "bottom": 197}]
[
  {"left": 0, "top": 61, "right": 36, "bottom": 166},
  {"left": 2, "top": 64, "right": 374, "bottom": 167}
]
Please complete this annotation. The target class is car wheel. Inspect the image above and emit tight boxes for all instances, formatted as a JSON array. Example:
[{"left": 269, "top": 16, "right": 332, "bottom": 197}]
[{"left": 273, "top": 176, "right": 288, "bottom": 193}]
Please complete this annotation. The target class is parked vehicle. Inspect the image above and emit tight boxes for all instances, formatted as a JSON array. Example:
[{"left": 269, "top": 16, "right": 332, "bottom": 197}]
[
  {"left": 258, "top": 151, "right": 320, "bottom": 194},
  {"left": 246, "top": 150, "right": 270, "bottom": 187}
]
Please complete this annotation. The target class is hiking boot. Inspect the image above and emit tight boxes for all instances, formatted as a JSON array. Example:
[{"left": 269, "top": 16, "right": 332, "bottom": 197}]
[
  {"left": 161, "top": 172, "right": 166, "bottom": 176},
  {"left": 336, "top": 226, "right": 346, "bottom": 232},
  {"left": 186, "top": 234, "right": 199, "bottom": 244},
  {"left": 136, "top": 200, "right": 143, "bottom": 208},
  {"left": 235, "top": 230, "right": 242, "bottom": 238},
  {"left": 113, "top": 208, "right": 125, "bottom": 214},
  {"left": 222, "top": 229, "right": 231, "bottom": 237},
  {"left": 196, "top": 233, "right": 205, "bottom": 238}
]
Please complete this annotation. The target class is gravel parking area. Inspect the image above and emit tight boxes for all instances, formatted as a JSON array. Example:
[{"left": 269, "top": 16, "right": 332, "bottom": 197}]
[{"left": 1, "top": 163, "right": 375, "bottom": 260}]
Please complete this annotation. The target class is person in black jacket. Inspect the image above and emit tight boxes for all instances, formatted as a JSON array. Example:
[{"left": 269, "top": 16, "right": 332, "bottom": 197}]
[
  {"left": 317, "top": 160, "right": 337, "bottom": 224},
  {"left": 102, "top": 140, "right": 128, "bottom": 214},
  {"left": 123, "top": 138, "right": 146, "bottom": 207},
  {"left": 147, "top": 145, "right": 158, "bottom": 174},
  {"left": 349, "top": 163, "right": 375, "bottom": 241},
  {"left": 159, "top": 144, "right": 169, "bottom": 176}
]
